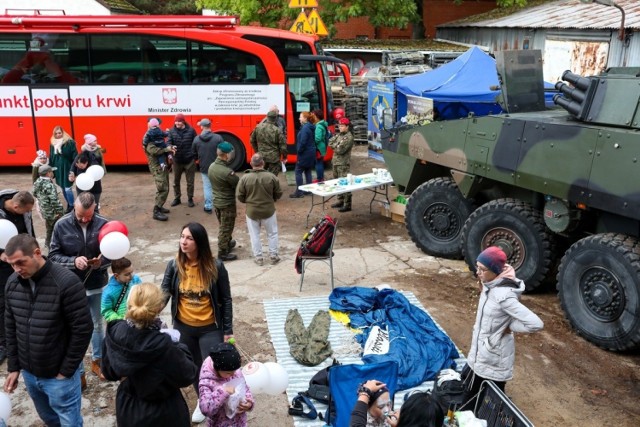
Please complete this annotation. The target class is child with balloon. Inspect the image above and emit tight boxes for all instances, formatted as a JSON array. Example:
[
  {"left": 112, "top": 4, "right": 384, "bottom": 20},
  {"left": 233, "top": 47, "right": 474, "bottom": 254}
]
[
  {"left": 101, "top": 257, "right": 141, "bottom": 322},
  {"left": 198, "top": 342, "right": 254, "bottom": 426}
]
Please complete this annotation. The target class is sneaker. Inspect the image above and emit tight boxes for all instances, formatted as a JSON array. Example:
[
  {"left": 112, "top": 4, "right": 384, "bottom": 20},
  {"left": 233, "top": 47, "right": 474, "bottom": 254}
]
[
  {"left": 254, "top": 257, "right": 264, "bottom": 266},
  {"left": 188, "top": 198, "right": 195, "bottom": 207},
  {"left": 170, "top": 198, "right": 181, "bottom": 207},
  {"left": 192, "top": 403, "right": 205, "bottom": 423},
  {"left": 204, "top": 208, "right": 213, "bottom": 214},
  {"left": 269, "top": 255, "right": 281, "bottom": 265}
]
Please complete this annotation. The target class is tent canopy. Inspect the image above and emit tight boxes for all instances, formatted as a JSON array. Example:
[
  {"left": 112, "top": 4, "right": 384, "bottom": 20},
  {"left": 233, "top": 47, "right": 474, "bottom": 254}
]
[{"left": 396, "top": 46, "right": 501, "bottom": 103}]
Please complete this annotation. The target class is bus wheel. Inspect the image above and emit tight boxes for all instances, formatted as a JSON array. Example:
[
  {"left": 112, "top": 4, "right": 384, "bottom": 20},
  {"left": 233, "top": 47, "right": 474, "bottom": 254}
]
[
  {"left": 405, "top": 177, "right": 474, "bottom": 259},
  {"left": 557, "top": 234, "right": 640, "bottom": 351},
  {"left": 219, "top": 134, "right": 247, "bottom": 171},
  {"left": 461, "top": 198, "right": 555, "bottom": 291}
]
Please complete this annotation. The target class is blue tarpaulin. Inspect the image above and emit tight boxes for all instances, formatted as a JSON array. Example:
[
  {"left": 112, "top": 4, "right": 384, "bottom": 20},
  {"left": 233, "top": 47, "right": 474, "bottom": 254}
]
[
  {"left": 395, "top": 46, "right": 503, "bottom": 120},
  {"left": 328, "top": 287, "right": 459, "bottom": 390}
]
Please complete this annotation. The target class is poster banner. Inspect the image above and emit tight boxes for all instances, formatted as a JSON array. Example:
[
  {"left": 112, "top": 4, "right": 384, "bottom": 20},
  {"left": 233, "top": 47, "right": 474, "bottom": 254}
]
[
  {"left": 405, "top": 94, "right": 433, "bottom": 123},
  {"left": 367, "top": 80, "right": 394, "bottom": 162}
]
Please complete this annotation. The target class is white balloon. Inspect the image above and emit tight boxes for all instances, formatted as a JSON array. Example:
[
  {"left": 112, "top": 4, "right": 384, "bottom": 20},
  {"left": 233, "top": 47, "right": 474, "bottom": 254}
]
[
  {"left": 0, "top": 391, "right": 11, "bottom": 422},
  {"left": 87, "top": 165, "right": 105, "bottom": 181},
  {"left": 0, "top": 219, "right": 18, "bottom": 249},
  {"left": 99, "top": 231, "right": 130, "bottom": 260},
  {"left": 242, "top": 362, "right": 270, "bottom": 394},
  {"left": 263, "top": 362, "right": 289, "bottom": 395},
  {"left": 76, "top": 173, "right": 94, "bottom": 191}
]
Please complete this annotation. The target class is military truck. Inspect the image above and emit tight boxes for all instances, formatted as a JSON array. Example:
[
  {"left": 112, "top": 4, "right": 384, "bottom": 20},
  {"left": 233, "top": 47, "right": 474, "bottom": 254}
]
[{"left": 381, "top": 49, "right": 640, "bottom": 351}]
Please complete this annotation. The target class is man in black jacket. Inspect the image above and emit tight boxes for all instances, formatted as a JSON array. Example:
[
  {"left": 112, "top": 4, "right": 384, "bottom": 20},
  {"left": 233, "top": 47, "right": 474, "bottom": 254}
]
[
  {"left": 167, "top": 113, "right": 197, "bottom": 208},
  {"left": 3, "top": 234, "right": 92, "bottom": 426},
  {"left": 0, "top": 189, "right": 35, "bottom": 365},
  {"left": 192, "top": 118, "right": 223, "bottom": 214},
  {"left": 50, "top": 191, "right": 109, "bottom": 383}
]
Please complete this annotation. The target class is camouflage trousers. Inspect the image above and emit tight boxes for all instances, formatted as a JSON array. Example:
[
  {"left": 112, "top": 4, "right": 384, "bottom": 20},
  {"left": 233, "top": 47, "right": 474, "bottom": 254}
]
[
  {"left": 333, "top": 164, "right": 352, "bottom": 207},
  {"left": 215, "top": 205, "right": 236, "bottom": 255},
  {"left": 153, "top": 169, "right": 170, "bottom": 208},
  {"left": 284, "top": 308, "right": 332, "bottom": 366},
  {"left": 264, "top": 161, "right": 281, "bottom": 176},
  {"left": 44, "top": 216, "right": 60, "bottom": 249}
]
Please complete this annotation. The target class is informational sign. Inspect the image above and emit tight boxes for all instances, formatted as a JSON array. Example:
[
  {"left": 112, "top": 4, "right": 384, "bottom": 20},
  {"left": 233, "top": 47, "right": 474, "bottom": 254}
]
[
  {"left": 289, "top": 12, "right": 314, "bottom": 35},
  {"left": 288, "top": 0, "right": 319, "bottom": 7},
  {"left": 307, "top": 10, "right": 328, "bottom": 36},
  {"left": 367, "top": 80, "right": 395, "bottom": 161},
  {"left": 405, "top": 94, "right": 434, "bottom": 122}
]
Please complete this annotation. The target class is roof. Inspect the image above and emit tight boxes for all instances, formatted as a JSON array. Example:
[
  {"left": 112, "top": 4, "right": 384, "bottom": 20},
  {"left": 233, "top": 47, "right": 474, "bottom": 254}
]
[{"left": 439, "top": 0, "right": 640, "bottom": 30}]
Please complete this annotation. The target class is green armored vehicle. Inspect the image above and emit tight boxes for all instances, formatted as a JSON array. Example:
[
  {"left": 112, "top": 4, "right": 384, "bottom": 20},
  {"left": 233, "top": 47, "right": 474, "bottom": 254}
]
[{"left": 382, "top": 49, "right": 640, "bottom": 351}]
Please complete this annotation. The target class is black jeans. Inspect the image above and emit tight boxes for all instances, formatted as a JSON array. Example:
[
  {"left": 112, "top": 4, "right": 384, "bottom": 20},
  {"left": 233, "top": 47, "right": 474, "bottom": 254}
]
[{"left": 174, "top": 318, "right": 223, "bottom": 395}]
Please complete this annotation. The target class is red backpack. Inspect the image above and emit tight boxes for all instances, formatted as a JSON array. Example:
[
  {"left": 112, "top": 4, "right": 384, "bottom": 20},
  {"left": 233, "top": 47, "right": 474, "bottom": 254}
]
[{"left": 295, "top": 215, "right": 336, "bottom": 273}]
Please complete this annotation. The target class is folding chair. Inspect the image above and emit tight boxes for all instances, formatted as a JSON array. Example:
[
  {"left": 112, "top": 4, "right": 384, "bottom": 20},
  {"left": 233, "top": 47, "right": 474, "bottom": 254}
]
[{"left": 299, "top": 220, "right": 338, "bottom": 291}]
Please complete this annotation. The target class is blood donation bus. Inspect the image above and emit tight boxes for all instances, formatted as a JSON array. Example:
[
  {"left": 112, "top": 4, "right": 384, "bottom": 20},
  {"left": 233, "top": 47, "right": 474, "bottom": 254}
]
[{"left": 0, "top": 15, "right": 350, "bottom": 168}]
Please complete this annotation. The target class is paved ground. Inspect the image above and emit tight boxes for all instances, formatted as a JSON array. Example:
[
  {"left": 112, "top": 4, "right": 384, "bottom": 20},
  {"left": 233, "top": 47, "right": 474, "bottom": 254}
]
[{"left": 1, "top": 145, "right": 638, "bottom": 426}]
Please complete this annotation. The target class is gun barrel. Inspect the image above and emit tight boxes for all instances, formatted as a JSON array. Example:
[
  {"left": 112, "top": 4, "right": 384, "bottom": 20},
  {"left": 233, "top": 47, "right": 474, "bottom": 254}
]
[
  {"left": 555, "top": 82, "right": 586, "bottom": 103},
  {"left": 561, "top": 70, "right": 591, "bottom": 91}
]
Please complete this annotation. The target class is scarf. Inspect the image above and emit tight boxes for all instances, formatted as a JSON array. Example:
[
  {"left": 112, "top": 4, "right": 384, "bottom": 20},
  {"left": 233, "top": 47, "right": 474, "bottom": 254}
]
[{"left": 52, "top": 137, "right": 64, "bottom": 154}]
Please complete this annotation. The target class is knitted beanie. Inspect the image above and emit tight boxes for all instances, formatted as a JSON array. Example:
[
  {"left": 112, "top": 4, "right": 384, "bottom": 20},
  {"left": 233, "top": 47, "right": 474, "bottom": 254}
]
[
  {"left": 369, "top": 385, "right": 389, "bottom": 408},
  {"left": 210, "top": 342, "right": 241, "bottom": 372},
  {"left": 476, "top": 246, "right": 507, "bottom": 275}
]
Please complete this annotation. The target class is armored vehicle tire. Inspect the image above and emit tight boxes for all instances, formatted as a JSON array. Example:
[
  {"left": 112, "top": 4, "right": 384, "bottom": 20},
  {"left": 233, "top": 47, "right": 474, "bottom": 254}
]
[
  {"left": 405, "top": 177, "right": 474, "bottom": 259},
  {"left": 219, "top": 133, "right": 247, "bottom": 171},
  {"left": 461, "top": 198, "right": 555, "bottom": 291},
  {"left": 557, "top": 234, "right": 640, "bottom": 351}
]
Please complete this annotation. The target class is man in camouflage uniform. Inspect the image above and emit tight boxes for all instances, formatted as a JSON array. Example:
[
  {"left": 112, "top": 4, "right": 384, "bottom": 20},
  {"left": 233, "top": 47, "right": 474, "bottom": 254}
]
[
  {"left": 143, "top": 118, "right": 176, "bottom": 221},
  {"left": 258, "top": 105, "right": 287, "bottom": 138},
  {"left": 328, "top": 117, "right": 355, "bottom": 212},
  {"left": 32, "top": 164, "right": 64, "bottom": 249},
  {"left": 208, "top": 142, "right": 239, "bottom": 261},
  {"left": 250, "top": 109, "right": 287, "bottom": 176}
]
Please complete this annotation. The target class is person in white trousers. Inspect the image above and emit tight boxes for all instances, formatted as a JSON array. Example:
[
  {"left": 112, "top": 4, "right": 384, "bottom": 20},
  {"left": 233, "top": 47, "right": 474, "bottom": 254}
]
[{"left": 236, "top": 153, "right": 283, "bottom": 266}]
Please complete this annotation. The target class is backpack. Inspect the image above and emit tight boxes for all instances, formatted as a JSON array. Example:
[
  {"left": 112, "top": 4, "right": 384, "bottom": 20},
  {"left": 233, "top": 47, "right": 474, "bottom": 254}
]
[
  {"left": 305, "top": 358, "right": 341, "bottom": 404},
  {"left": 431, "top": 369, "right": 468, "bottom": 414},
  {"left": 294, "top": 215, "right": 336, "bottom": 274}
]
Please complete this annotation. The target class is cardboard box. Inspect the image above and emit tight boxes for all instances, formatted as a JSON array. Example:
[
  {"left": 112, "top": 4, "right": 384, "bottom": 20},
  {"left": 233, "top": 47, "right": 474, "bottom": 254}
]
[
  {"left": 390, "top": 201, "right": 406, "bottom": 223},
  {"left": 380, "top": 202, "right": 391, "bottom": 218}
]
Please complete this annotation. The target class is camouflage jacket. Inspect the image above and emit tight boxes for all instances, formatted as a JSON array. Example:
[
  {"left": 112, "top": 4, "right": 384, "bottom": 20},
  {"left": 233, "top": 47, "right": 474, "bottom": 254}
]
[
  {"left": 328, "top": 130, "right": 354, "bottom": 166},
  {"left": 33, "top": 177, "right": 64, "bottom": 220},
  {"left": 250, "top": 122, "right": 287, "bottom": 163},
  {"left": 208, "top": 157, "right": 239, "bottom": 208}
]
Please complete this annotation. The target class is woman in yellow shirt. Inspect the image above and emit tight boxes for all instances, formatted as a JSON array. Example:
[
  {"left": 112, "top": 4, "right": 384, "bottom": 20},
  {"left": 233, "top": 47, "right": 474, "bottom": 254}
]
[{"left": 161, "top": 222, "right": 234, "bottom": 423}]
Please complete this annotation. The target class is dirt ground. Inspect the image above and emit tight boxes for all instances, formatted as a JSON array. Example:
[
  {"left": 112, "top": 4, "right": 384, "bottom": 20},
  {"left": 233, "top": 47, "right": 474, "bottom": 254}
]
[{"left": 2, "top": 144, "right": 639, "bottom": 426}]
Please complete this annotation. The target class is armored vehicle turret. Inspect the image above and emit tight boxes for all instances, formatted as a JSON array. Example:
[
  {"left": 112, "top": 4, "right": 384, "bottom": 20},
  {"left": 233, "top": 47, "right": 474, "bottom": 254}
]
[{"left": 382, "top": 49, "right": 640, "bottom": 351}]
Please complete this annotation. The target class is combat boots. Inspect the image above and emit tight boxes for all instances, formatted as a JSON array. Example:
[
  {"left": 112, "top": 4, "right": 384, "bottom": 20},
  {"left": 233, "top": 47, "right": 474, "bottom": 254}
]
[{"left": 153, "top": 206, "right": 168, "bottom": 221}]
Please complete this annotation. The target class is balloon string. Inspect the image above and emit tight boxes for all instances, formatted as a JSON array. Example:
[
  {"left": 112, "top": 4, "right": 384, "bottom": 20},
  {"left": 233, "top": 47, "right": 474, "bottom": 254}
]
[
  {"left": 235, "top": 342, "right": 254, "bottom": 363},
  {"left": 82, "top": 254, "right": 101, "bottom": 286}
]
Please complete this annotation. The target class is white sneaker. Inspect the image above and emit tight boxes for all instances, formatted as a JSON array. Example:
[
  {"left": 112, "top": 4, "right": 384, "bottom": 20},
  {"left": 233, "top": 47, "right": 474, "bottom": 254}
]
[{"left": 192, "top": 403, "right": 205, "bottom": 423}]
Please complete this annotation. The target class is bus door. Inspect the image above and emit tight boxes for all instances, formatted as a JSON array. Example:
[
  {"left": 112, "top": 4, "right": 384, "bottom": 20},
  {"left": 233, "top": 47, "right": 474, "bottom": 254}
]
[
  {"left": 287, "top": 74, "right": 321, "bottom": 137},
  {"left": 29, "top": 86, "right": 74, "bottom": 161},
  {"left": 0, "top": 85, "right": 39, "bottom": 165}
]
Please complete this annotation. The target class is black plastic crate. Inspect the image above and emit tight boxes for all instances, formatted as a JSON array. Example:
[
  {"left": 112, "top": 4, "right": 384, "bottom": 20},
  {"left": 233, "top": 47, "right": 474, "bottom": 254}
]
[{"left": 474, "top": 381, "right": 534, "bottom": 427}]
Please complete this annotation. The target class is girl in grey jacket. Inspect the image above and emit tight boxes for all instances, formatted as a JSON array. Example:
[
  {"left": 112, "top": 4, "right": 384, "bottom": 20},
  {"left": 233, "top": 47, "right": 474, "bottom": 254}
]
[{"left": 464, "top": 246, "right": 543, "bottom": 404}]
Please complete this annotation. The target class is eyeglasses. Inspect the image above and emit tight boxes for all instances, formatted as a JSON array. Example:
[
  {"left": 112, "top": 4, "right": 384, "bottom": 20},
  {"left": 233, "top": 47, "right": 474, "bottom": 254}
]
[{"left": 476, "top": 265, "right": 489, "bottom": 273}]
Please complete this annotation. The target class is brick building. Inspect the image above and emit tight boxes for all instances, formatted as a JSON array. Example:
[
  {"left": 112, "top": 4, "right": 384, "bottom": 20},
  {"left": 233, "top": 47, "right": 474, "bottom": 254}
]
[{"left": 333, "top": 0, "right": 497, "bottom": 39}]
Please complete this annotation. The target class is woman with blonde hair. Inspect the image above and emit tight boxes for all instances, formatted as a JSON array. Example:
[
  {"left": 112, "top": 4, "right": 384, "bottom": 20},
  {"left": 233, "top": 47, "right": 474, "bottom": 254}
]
[
  {"left": 102, "top": 283, "right": 197, "bottom": 427},
  {"left": 161, "top": 222, "right": 234, "bottom": 423},
  {"left": 49, "top": 125, "right": 77, "bottom": 212}
]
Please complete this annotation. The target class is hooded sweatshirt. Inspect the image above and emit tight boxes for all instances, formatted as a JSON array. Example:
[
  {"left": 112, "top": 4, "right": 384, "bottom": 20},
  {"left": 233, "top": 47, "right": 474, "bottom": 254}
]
[
  {"left": 102, "top": 320, "right": 197, "bottom": 427},
  {"left": 467, "top": 265, "right": 543, "bottom": 382}
]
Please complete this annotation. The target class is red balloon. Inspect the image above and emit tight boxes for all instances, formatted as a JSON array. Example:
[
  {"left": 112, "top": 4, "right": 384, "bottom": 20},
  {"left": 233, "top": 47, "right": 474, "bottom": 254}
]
[{"left": 99, "top": 221, "right": 129, "bottom": 243}]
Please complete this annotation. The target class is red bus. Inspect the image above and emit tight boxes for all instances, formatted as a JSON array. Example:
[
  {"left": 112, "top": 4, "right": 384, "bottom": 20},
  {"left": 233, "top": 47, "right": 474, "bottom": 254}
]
[{"left": 0, "top": 15, "right": 350, "bottom": 169}]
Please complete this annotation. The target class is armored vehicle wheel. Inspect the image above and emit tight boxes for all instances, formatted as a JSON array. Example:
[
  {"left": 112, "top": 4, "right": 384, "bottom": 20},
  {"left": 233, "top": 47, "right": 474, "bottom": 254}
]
[
  {"left": 219, "top": 133, "right": 247, "bottom": 171},
  {"left": 405, "top": 177, "right": 474, "bottom": 259},
  {"left": 461, "top": 198, "right": 555, "bottom": 291},
  {"left": 557, "top": 234, "right": 640, "bottom": 351}
]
